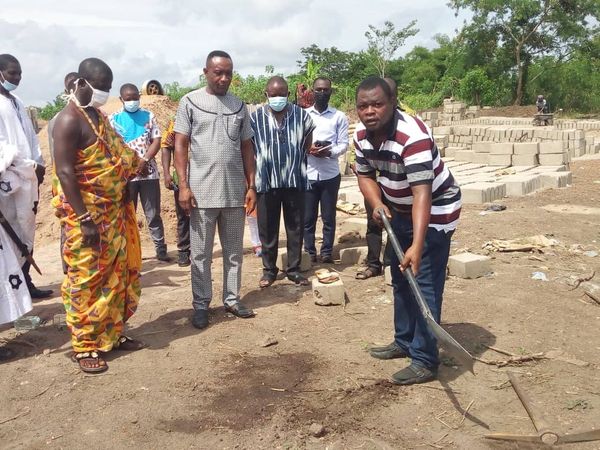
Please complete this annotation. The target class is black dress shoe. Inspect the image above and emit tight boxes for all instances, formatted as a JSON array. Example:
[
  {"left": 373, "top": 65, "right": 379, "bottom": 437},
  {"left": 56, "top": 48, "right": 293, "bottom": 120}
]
[
  {"left": 369, "top": 342, "right": 408, "bottom": 360},
  {"left": 29, "top": 287, "right": 53, "bottom": 299},
  {"left": 320, "top": 255, "right": 334, "bottom": 264},
  {"left": 225, "top": 302, "right": 255, "bottom": 318},
  {"left": 177, "top": 252, "right": 191, "bottom": 267},
  {"left": 391, "top": 363, "right": 437, "bottom": 385},
  {"left": 191, "top": 309, "right": 209, "bottom": 329}
]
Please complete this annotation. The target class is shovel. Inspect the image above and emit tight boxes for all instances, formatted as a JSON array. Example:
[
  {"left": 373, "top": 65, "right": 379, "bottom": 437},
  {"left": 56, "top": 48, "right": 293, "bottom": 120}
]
[{"left": 377, "top": 208, "right": 475, "bottom": 374}]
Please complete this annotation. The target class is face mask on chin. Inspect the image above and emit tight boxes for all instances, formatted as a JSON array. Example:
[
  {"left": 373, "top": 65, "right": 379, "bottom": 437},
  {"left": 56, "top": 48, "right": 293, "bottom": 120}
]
[
  {"left": 268, "top": 96, "right": 287, "bottom": 112},
  {"left": 0, "top": 72, "right": 18, "bottom": 92}
]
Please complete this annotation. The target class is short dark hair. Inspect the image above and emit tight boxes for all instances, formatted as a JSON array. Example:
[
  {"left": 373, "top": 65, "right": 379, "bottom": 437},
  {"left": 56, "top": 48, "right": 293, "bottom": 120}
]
[
  {"left": 356, "top": 76, "right": 393, "bottom": 100},
  {"left": 313, "top": 77, "right": 332, "bottom": 87},
  {"left": 78, "top": 57, "right": 112, "bottom": 80},
  {"left": 0, "top": 54, "right": 19, "bottom": 71},
  {"left": 120, "top": 83, "right": 139, "bottom": 96},
  {"left": 267, "top": 76, "right": 288, "bottom": 90},
  {"left": 383, "top": 77, "right": 398, "bottom": 93},
  {"left": 206, "top": 50, "right": 232, "bottom": 66}
]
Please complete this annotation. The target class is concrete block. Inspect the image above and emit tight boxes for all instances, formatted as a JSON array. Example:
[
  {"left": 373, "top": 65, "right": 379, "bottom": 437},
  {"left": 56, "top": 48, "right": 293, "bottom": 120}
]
[
  {"left": 444, "top": 147, "right": 461, "bottom": 158},
  {"left": 434, "top": 126, "right": 453, "bottom": 135},
  {"left": 461, "top": 182, "right": 506, "bottom": 204},
  {"left": 339, "top": 217, "right": 368, "bottom": 237},
  {"left": 277, "top": 251, "right": 312, "bottom": 273},
  {"left": 539, "top": 141, "right": 567, "bottom": 154},
  {"left": 434, "top": 135, "right": 449, "bottom": 147},
  {"left": 471, "top": 142, "right": 493, "bottom": 153},
  {"left": 540, "top": 172, "right": 572, "bottom": 188},
  {"left": 511, "top": 153, "right": 539, "bottom": 166},
  {"left": 454, "top": 150, "right": 474, "bottom": 162},
  {"left": 471, "top": 152, "right": 490, "bottom": 165},
  {"left": 513, "top": 142, "right": 539, "bottom": 155},
  {"left": 488, "top": 154, "right": 512, "bottom": 166},
  {"left": 539, "top": 153, "right": 570, "bottom": 165},
  {"left": 489, "top": 143, "right": 514, "bottom": 155},
  {"left": 448, "top": 252, "right": 491, "bottom": 279},
  {"left": 384, "top": 265, "right": 393, "bottom": 286},
  {"left": 339, "top": 246, "right": 369, "bottom": 265},
  {"left": 312, "top": 278, "right": 345, "bottom": 306},
  {"left": 503, "top": 175, "right": 541, "bottom": 196}
]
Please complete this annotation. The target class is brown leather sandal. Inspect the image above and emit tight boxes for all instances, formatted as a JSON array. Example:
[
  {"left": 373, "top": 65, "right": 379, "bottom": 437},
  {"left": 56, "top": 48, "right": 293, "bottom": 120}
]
[{"left": 71, "top": 351, "right": 108, "bottom": 374}]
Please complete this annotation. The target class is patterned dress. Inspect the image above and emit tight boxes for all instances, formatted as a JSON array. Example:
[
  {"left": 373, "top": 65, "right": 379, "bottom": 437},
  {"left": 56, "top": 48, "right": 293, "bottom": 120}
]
[{"left": 51, "top": 111, "right": 141, "bottom": 352}]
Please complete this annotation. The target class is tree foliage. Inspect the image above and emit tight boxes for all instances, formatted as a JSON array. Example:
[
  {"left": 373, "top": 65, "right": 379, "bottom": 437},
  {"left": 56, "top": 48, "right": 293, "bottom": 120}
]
[{"left": 365, "top": 20, "right": 419, "bottom": 77}]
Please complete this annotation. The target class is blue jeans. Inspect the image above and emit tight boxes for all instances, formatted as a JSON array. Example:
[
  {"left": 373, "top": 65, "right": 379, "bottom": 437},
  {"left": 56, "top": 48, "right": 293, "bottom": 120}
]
[
  {"left": 389, "top": 213, "right": 453, "bottom": 370},
  {"left": 303, "top": 174, "right": 341, "bottom": 258}
]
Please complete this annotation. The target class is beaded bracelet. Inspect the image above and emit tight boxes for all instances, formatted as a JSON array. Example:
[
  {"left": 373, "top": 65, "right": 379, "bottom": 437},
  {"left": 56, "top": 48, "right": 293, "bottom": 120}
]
[{"left": 76, "top": 211, "right": 92, "bottom": 222}]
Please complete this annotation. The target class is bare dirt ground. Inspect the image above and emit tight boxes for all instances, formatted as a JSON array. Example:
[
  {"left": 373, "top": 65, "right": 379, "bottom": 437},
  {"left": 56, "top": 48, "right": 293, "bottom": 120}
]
[{"left": 1, "top": 103, "right": 600, "bottom": 449}]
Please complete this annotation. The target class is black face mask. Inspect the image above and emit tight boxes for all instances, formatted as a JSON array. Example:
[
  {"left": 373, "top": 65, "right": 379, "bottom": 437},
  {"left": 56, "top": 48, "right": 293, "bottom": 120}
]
[{"left": 313, "top": 91, "right": 331, "bottom": 108}]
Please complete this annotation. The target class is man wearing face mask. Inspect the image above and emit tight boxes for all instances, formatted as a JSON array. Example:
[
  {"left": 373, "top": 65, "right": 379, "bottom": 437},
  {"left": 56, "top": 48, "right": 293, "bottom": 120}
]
[
  {"left": 303, "top": 77, "right": 349, "bottom": 264},
  {"left": 0, "top": 54, "right": 53, "bottom": 301},
  {"left": 250, "top": 76, "right": 315, "bottom": 288},
  {"left": 109, "top": 83, "right": 169, "bottom": 262},
  {"left": 52, "top": 58, "right": 144, "bottom": 374}
]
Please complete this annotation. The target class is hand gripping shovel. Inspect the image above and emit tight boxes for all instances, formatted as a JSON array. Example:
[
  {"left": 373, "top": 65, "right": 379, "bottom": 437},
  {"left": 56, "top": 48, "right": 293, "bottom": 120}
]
[{"left": 377, "top": 208, "right": 474, "bottom": 374}]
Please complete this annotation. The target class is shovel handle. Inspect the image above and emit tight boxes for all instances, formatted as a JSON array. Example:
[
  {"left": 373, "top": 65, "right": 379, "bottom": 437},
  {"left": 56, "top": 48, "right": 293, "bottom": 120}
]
[{"left": 377, "top": 208, "right": 433, "bottom": 319}]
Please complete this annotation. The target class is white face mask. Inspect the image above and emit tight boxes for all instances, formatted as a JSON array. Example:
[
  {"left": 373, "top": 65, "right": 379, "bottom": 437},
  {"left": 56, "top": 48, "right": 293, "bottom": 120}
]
[
  {"left": 68, "top": 78, "right": 110, "bottom": 108},
  {"left": 123, "top": 100, "right": 140, "bottom": 113}
]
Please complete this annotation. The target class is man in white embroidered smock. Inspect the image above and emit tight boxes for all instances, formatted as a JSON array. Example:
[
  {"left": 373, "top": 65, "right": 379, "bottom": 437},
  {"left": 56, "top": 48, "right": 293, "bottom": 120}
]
[{"left": 0, "top": 54, "right": 42, "bottom": 341}]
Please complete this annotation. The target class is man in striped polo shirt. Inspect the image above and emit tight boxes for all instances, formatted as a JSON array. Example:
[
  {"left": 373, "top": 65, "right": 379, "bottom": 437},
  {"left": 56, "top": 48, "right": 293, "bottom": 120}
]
[{"left": 354, "top": 76, "right": 461, "bottom": 385}]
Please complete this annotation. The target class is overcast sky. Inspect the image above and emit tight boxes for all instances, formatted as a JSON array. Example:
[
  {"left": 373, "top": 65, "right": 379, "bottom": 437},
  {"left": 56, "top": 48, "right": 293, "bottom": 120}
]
[{"left": 1, "top": 0, "right": 468, "bottom": 106}]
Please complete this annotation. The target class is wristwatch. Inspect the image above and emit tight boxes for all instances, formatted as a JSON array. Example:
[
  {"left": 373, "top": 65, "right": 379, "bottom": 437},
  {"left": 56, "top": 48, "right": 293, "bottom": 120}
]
[{"left": 247, "top": 185, "right": 257, "bottom": 191}]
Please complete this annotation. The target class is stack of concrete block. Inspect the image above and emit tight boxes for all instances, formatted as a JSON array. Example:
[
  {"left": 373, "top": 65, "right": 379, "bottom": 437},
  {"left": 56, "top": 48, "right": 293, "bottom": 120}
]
[
  {"left": 440, "top": 99, "right": 466, "bottom": 123},
  {"left": 512, "top": 142, "right": 539, "bottom": 166},
  {"left": 465, "top": 106, "right": 480, "bottom": 119},
  {"left": 500, "top": 174, "right": 542, "bottom": 196},
  {"left": 421, "top": 111, "right": 439, "bottom": 128},
  {"left": 460, "top": 182, "right": 506, "bottom": 204},
  {"left": 538, "top": 141, "right": 570, "bottom": 166},
  {"left": 539, "top": 171, "right": 572, "bottom": 188},
  {"left": 487, "top": 143, "right": 514, "bottom": 166}
]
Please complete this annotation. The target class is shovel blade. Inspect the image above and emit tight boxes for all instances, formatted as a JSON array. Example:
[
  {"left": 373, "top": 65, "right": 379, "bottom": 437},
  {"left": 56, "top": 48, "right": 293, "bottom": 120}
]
[
  {"left": 425, "top": 314, "right": 475, "bottom": 374},
  {"left": 560, "top": 428, "right": 600, "bottom": 444}
]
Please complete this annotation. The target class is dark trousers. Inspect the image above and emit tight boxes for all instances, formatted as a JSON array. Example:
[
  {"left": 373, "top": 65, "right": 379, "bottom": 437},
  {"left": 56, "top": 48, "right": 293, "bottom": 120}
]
[
  {"left": 22, "top": 259, "right": 33, "bottom": 290},
  {"left": 128, "top": 179, "right": 166, "bottom": 253},
  {"left": 365, "top": 200, "right": 392, "bottom": 271},
  {"left": 303, "top": 174, "right": 341, "bottom": 258},
  {"left": 174, "top": 189, "right": 190, "bottom": 254},
  {"left": 389, "top": 212, "right": 453, "bottom": 370},
  {"left": 257, "top": 188, "right": 304, "bottom": 278}
]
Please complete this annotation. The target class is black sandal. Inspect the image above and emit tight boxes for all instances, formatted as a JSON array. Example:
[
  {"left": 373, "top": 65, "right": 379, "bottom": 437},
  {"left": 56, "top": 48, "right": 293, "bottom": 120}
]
[
  {"left": 356, "top": 267, "right": 382, "bottom": 280},
  {"left": 114, "top": 335, "right": 145, "bottom": 351}
]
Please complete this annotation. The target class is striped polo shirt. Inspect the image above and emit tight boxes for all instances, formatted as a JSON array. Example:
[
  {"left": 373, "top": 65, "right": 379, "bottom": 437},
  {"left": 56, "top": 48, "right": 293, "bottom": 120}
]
[
  {"left": 354, "top": 110, "right": 461, "bottom": 232},
  {"left": 250, "top": 104, "right": 315, "bottom": 193}
]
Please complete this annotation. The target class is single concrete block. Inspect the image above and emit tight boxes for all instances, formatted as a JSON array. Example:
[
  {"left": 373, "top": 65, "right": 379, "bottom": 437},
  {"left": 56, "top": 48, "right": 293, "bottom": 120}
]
[
  {"left": 434, "top": 126, "right": 453, "bottom": 135},
  {"left": 503, "top": 175, "right": 541, "bottom": 197},
  {"left": 444, "top": 147, "right": 461, "bottom": 158},
  {"left": 511, "top": 153, "right": 539, "bottom": 166},
  {"left": 434, "top": 135, "right": 449, "bottom": 148},
  {"left": 277, "top": 251, "right": 312, "bottom": 273},
  {"left": 540, "top": 172, "right": 572, "bottom": 188},
  {"left": 384, "top": 265, "right": 393, "bottom": 286},
  {"left": 313, "top": 278, "right": 345, "bottom": 306},
  {"left": 448, "top": 252, "right": 491, "bottom": 279},
  {"left": 513, "top": 142, "right": 539, "bottom": 155},
  {"left": 461, "top": 182, "right": 506, "bottom": 204},
  {"left": 471, "top": 152, "right": 490, "bottom": 165},
  {"left": 472, "top": 142, "right": 493, "bottom": 153},
  {"left": 339, "top": 246, "right": 369, "bottom": 265},
  {"left": 454, "top": 150, "right": 474, "bottom": 162},
  {"left": 539, "top": 141, "right": 567, "bottom": 154},
  {"left": 539, "top": 153, "right": 570, "bottom": 165},
  {"left": 488, "top": 154, "right": 513, "bottom": 166},
  {"left": 339, "top": 217, "right": 368, "bottom": 237},
  {"left": 488, "top": 143, "right": 514, "bottom": 155}
]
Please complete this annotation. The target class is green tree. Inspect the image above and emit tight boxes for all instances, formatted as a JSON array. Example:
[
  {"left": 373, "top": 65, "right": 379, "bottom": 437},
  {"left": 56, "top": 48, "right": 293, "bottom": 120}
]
[
  {"left": 449, "top": 0, "right": 600, "bottom": 105},
  {"left": 458, "top": 67, "right": 494, "bottom": 106},
  {"left": 38, "top": 94, "right": 67, "bottom": 120},
  {"left": 365, "top": 20, "right": 419, "bottom": 77}
]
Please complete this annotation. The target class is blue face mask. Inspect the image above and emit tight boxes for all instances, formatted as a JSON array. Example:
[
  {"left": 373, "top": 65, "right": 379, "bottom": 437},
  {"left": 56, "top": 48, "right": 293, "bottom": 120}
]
[
  {"left": 124, "top": 100, "right": 140, "bottom": 113},
  {"left": 0, "top": 72, "right": 18, "bottom": 92},
  {"left": 268, "top": 96, "right": 287, "bottom": 112}
]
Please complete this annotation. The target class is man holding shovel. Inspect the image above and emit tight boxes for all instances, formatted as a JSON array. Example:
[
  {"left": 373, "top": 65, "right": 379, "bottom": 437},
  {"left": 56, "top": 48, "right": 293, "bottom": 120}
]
[{"left": 353, "top": 76, "right": 462, "bottom": 385}]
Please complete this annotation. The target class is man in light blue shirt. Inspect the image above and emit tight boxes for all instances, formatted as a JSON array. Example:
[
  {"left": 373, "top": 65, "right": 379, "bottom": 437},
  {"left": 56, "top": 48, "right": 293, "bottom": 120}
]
[{"left": 303, "top": 77, "right": 349, "bottom": 263}]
